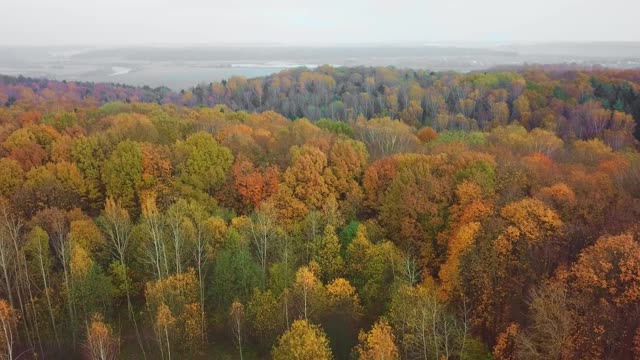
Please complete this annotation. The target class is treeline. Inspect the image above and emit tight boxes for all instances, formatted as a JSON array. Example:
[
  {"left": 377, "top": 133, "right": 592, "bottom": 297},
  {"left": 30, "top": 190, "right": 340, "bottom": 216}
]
[
  {"left": 3, "top": 66, "right": 640, "bottom": 147},
  {"left": 0, "top": 71, "right": 638, "bottom": 359}
]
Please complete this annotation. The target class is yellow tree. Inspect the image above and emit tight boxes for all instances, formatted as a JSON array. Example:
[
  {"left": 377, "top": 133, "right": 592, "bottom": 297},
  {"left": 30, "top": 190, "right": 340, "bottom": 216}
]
[
  {"left": 84, "top": 313, "right": 119, "bottom": 360},
  {"left": 292, "top": 266, "right": 327, "bottom": 321},
  {"left": 283, "top": 145, "right": 332, "bottom": 210},
  {"left": 323, "top": 278, "right": 363, "bottom": 357},
  {"left": 355, "top": 319, "right": 399, "bottom": 360},
  {"left": 561, "top": 233, "right": 640, "bottom": 358},
  {"left": 0, "top": 300, "right": 17, "bottom": 360},
  {"left": 272, "top": 319, "right": 333, "bottom": 360},
  {"left": 145, "top": 269, "right": 202, "bottom": 358},
  {"left": 313, "top": 225, "right": 344, "bottom": 282}
]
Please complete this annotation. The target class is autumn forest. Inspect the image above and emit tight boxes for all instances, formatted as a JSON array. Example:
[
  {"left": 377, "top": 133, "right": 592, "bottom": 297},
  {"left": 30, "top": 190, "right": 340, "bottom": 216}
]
[{"left": 0, "top": 65, "right": 639, "bottom": 359}]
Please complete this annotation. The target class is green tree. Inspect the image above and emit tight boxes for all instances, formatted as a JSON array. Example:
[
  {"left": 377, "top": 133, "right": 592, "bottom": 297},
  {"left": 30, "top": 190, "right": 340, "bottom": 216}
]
[
  {"left": 176, "top": 132, "right": 233, "bottom": 195},
  {"left": 102, "top": 140, "right": 143, "bottom": 213}
]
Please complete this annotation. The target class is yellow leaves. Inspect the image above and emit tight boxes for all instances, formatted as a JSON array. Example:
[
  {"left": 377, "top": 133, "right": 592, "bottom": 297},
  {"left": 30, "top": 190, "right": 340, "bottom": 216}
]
[
  {"left": 499, "top": 198, "right": 563, "bottom": 243},
  {"left": 145, "top": 268, "right": 199, "bottom": 309},
  {"left": 230, "top": 215, "right": 250, "bottom": 232},
  {"left": 535, "top": 182, "right": 576, "bottom": 209},
  {"left": 356, "top": 320, "right": 399, "bottom": 360},
  {"left": 87, "top": 313, "right": 110, "bottom": 341},
  {"left": 272, "top": 319, "right": 333, "bottom": 360},
  {"left": 573, "top": 138, "right": 613, "bottom": 165},
  {"left": 69, "top": 219, "right": 105, "bottom": 258},
  {"left": 296, "top": 266, "right": 321, "bottom": 291},
  {"left": 146, "top": 269, "right": 203, "bottom": 354},
  {"left": 203, "top": 216, "right": 228, "bottom": 256},
  {"left": 326, "top": 278, "right": 358, "bottom": 304},
  {"left": 70, "top": 243, "right": 93, "bottom": 280},
  {"left": 0, "top": 299, "right": 18, "bottom": 358},
  {"left": 0, "top": 299, "right": 17, "bottom": 329},
  {"left": 86, "top": 313, "right": 119, "bottom": 360},
  {"left": 284, "top": 145, "right": 332, "bottom": 210},
  {"left": 568, "top": 233, "right": 640, "bottom": 307},
  {"left": 314, "top": 225, "right": 344, "bottom": 282},
  {"left": 0, "top": 158, "right": 24, "bottom": 197},
  {"left": 230, "top": 300, "right": 244, "bottom": 320},
  {"left": 438, "top": 222, "right": 481, "bottom": 300},
  {"left": 155, "top": 303, "right": 176, "bottom": 330}
]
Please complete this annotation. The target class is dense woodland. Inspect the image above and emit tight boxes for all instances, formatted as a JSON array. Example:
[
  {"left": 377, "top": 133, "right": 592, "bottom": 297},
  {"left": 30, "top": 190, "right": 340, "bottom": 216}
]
[{"left": 0, "top": 66, "right": 639, "bottom": 359}]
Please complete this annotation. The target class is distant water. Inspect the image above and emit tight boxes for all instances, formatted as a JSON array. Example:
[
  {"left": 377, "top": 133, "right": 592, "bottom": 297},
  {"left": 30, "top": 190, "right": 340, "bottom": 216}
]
[
  {"left": 3, "top": 44, "right": 640, "bottom": 90},
  {"left": 102, "top": 64, "right": 291, "bottom": 90},
  {"left": 110, "top": 66, "right": 132, "bottom": 76}
]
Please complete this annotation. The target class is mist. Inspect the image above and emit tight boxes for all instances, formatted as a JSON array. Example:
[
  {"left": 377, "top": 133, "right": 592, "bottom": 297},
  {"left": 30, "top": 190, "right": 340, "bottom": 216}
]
[{"left": 2, "top": 0, "right": 638, "bottom": 46}]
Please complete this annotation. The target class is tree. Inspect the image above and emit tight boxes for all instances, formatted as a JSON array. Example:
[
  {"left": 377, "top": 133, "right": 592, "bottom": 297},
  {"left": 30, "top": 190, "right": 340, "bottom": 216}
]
[
  {"left": 324, "top": 139, "right": 369, "bottom": 217},
  {"left": 561, "top": 233, "right": 640, "bottom": 358},
  {"left": 212, "top": 231, "right": 262, "bottom": 307},
  {"left": 99, "top": 200, "right": 134, "bottom": 314},
  {"left": 493, "top": 323, "right": 520, "bottom": 360},
  {"left": 140, "top": 202, "right": 169, "bottom": 281},
  {"left": 313, "top": 225, "right": 344, "bottom": 282},
  {"left": 69, "top": 242, "right": 113, "bottom": 322},
  {"left": 292, "top": 266, "right": 327, "bottom": 321},
  {"left": 230, "top": 300, "right": 245, "bottom": 360},
  {"left": 346, "top": 225, "right": 400, "bottom": 312},
  {"left": 0, "top": 300, "right": 17, "bottom": 360},
  {"left": 355, "top": 320, "right": 399, "bottom": 360},
  {"left": 145, "top": 269, "right": 202, "bottom": 358},
  {"left": 323, "top": 278, "right": 363, "bottom": 357},
  {"left": 516, "top": 282, "right": 574, "bottom": 360},
  {"left": 417, "top": 127, "right": 438, "bottom": 143},
  {"left": 248, "top": 202, "right": 279, "bottom": 283},
  {"left": 84, "top": 313, "right": 119, "bottom": 360},
  {"left": 0, "top": 159, "right": 24, "bottom": 198},
  {"left": 98, "top": 199, "right": 145, "bottom": 355},
  {"left": 71, "top": 135, "right": 108, "bottom": 209},
  {"left": 31, "top": 207, "right": 77, "bottom": 345},
  {"left": 389, "top": 284, "right": 472, "bottom": 360},
  {"left": 101, "top": 140, "right": 143, "bottom": 213},
  {"left": 232, "top": 156, "right": 279, "bottom": 211},
  {"left": 24, "top": 226, "right": 59, "bottom": 346},
  {"left": 272, "top": 319, "right": 333, "bottom": 360},
  {"left": 283, "top": 145, "right": 332, "bottom": 210},
  {"left": 176, "top": 132, "right": 233, "bottom": 195},
  {"left": 495, "top": 198, "right": 564, "bottom": 276},
  {"left": 247, "top": 288, "right": 281, "bottom": 352}
]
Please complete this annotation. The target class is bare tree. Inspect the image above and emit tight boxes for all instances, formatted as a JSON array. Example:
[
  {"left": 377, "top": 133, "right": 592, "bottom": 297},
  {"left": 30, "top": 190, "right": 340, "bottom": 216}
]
[
  {"left": 249, "top": 203, "right": 278, "bottom": 284},
  {"left": 230, "top": 301, "right": 245, "bottom": 360},
  {"left": 99, "top": 199, "right": 146, "bottom": 359}
]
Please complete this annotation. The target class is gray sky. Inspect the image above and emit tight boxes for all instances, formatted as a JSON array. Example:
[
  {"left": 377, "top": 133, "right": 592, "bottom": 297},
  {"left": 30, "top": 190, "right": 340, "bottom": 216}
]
[{"left": 2, "top": 0, "right": 638, "bottom": 46}]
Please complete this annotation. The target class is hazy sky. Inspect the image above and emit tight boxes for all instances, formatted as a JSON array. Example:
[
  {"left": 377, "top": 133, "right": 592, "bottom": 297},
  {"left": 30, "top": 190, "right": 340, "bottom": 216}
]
[{"left": 2, "top": 0, "right": 638, "bottom": 46}]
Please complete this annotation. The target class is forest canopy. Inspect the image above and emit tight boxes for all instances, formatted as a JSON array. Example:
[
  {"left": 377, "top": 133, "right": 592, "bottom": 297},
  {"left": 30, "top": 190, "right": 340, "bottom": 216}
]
[{"left": 0, "top": 65, "right": 639, "bottom": 359}]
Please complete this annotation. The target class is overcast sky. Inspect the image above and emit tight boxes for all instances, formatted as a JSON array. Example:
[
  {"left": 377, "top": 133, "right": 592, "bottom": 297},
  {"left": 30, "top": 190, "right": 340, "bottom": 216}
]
[{"left": 2, "top": 0, "right": 638, "bottom": 46}]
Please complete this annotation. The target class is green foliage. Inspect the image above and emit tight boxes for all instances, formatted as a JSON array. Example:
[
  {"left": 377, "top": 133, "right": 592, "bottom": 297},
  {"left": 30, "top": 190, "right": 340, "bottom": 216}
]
[
  {"left": 1, "top": 67, "right": 640, "bottom": 359},
  {"left": 434, "top": 130, "right": 487, "bottom": 145},
  {"left": 316, "top": 119, "right": 354, "bottom": 137},
  {"left": 455, "top": 160, "right": 497, "bottom": 194},
  {"left": 102, "top": 140, "right": 143, "bottom": 212},
  {"left": 339, "top": 220, "right": 359, "bottom": 254},
  {"left": 176, "top": 132, "right": 234, "bottom": 195},
  {"left": 212, "top": 230, "right": 262, "bottom": 307},
  {"left": 99, "top": 102, "right": 133, "bottom": 116}
]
